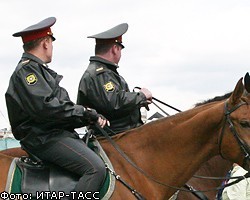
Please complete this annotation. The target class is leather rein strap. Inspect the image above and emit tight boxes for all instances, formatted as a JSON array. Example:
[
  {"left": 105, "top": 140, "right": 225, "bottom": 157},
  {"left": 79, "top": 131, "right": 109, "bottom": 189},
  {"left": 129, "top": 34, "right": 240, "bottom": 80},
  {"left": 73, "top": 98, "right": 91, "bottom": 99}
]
[
  {"left": 133, "top": 86, "right": 182, "bottom": 113},
  {"left": 96, "top": 124, "right": 146, "bottom": 200}
]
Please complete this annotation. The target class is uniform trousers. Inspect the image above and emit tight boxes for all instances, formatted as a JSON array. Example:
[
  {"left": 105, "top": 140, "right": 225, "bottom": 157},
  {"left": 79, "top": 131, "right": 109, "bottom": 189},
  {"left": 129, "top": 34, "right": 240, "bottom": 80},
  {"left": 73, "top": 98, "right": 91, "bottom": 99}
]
[{"left": 31, "top": 137, "right": 106, "bottom": 196}]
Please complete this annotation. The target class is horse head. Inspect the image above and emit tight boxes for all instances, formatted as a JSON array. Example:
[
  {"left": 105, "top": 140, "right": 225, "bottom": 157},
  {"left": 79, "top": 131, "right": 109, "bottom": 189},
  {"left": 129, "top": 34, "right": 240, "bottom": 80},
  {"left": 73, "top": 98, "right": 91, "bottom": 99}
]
[{"left": 220, "top": 73, "right": 250, "bottom": 171}]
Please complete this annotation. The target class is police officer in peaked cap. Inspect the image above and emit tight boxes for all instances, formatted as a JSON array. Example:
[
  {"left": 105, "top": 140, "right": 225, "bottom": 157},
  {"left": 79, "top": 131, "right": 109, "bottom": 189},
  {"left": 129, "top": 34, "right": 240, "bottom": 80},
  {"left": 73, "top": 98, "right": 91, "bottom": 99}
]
[
  {"left": 6, "top": 17, "right": 108, "bottom": 195},
  {"left": 77, "top": 23, "right": 153, "bottom": 135}
]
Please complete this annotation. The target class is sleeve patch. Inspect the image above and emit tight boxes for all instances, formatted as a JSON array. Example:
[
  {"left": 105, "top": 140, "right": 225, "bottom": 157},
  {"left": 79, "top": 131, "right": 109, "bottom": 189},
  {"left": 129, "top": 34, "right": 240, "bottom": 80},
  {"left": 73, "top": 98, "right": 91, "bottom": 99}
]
[
  {"left": 103, "top": 81, "right": 115, "bottom": 92},
  {"left": 25, "top": 73, "right": 37, "bottom": 85}
]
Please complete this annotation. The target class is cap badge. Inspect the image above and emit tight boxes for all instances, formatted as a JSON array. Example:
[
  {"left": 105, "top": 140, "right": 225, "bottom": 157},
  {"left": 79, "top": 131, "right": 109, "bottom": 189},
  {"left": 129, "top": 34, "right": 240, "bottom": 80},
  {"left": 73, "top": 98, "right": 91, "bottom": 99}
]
[
  {"left": 26, "top": 73, "right": 37, "bottom": 85},
  {"left": 103, "top": 81, "right": 115, "bottom": 92}
]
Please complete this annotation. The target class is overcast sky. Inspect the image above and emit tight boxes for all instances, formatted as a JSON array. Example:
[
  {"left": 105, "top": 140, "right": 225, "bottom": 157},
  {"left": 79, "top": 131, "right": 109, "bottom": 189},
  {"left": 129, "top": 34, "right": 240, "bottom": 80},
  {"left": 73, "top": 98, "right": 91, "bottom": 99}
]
[{"left": 1, "top": 0, "right": 250, "bottom": 129}]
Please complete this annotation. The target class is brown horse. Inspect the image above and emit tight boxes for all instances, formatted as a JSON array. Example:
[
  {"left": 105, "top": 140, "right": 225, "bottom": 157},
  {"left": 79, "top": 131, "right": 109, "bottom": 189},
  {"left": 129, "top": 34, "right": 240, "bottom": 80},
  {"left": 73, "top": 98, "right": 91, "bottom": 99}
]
[{"left": 1, "top": 76, "right": 250, "bottom": 200}]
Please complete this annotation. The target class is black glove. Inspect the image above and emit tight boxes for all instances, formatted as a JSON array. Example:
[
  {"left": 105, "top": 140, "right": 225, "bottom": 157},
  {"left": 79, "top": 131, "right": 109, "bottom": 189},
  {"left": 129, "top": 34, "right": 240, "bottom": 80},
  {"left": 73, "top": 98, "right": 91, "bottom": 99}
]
[
  {"left": 82, "top": 108, "right": 99, "bottom": 125},
  {"left": 140, "top": 101, "right": 150, "bottom": 111}
]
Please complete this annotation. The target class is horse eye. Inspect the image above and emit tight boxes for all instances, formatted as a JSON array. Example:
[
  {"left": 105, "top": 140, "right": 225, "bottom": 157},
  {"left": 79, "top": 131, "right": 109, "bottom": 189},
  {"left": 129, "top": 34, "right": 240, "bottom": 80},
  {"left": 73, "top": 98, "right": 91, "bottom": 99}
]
[{"left": 240, "top": 121, "right": 250, "bottom": 128}]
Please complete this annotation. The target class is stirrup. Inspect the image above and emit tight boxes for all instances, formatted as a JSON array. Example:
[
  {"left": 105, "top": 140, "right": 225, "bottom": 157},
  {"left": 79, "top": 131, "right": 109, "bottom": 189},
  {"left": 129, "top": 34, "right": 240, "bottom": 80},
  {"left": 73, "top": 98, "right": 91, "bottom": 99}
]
[{"left": 21, "top": 144, "right": 43, "bottom": 165}]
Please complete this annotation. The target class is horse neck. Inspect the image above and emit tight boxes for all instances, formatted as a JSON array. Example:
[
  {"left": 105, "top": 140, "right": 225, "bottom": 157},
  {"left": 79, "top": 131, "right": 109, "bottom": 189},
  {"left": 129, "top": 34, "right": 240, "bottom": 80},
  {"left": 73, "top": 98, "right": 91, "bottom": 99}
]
[
  {"left": 108, "top": 101, "right": 225, "bottom": 197},
  {"left": 130, "top": 101, "right": 224, "bottom": 157}
]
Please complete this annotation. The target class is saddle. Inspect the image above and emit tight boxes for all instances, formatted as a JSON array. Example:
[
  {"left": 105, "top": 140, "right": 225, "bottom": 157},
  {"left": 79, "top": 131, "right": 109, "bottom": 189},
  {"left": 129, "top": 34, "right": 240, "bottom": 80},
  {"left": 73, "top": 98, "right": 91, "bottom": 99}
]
[
  {"left": 17, "top": 157, "right": 79, "bottom": 197},
  {"left": 6, "top": 138, "right": 115, "bottom": 200}
]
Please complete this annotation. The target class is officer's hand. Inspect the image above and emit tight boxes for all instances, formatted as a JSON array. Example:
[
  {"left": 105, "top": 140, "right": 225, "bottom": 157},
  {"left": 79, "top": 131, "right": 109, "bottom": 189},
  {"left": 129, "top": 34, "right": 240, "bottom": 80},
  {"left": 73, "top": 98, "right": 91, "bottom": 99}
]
[
  {"left": 97, "top": 114, "right": 110, "bottom": 128},
  {"left": 83, "top": 108, "right": 109, "bottom": 127},
  {"left": 140, "top": 88, "right": 152, "bottom": 104},
  {"left": 83, "top": 108, "right": 99, "bottom": 123}
]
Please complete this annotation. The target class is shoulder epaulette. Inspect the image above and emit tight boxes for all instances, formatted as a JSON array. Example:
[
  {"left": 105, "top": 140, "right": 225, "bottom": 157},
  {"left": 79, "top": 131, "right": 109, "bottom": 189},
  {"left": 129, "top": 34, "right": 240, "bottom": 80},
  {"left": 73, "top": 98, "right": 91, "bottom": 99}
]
[
  {"left": 96, "top": 67, "right": 104, "bottom": 72},
  {"left": 96, "top": 67, "right": 109, "bottom": 75},
  {"left": 16, "top": 59, "right": 30, "bottom": 72},
  {"left": 21, "top": 59, "right": 30, "bottom": 66}
]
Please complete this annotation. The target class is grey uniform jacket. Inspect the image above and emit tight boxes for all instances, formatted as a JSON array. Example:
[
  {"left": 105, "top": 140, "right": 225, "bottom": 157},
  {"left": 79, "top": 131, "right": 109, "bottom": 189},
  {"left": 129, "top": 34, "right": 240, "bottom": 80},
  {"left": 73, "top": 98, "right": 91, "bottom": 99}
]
[
  {"left": 5, "top": 53, "right": 87, "bottom": 149},
  {"left": 77, "top": 56, "right": 146, "bottom": 134}
]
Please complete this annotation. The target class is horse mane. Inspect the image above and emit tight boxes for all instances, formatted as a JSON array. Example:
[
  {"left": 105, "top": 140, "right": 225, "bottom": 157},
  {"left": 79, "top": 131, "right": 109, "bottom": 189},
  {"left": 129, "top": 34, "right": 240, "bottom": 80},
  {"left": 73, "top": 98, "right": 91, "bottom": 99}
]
[{"left": 195, "top": 91, "right": 232, "bottom": 107}]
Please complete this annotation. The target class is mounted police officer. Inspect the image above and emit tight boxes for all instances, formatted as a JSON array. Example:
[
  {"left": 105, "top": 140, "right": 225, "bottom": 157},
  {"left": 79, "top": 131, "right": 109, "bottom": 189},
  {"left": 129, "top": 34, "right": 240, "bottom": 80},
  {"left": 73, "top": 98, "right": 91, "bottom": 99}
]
[
  {"left": 5, "top": 17, "right": 108, "bottom": 197},
  {"left": 77, "top": 23, "right": 152, "bottom": 135}
]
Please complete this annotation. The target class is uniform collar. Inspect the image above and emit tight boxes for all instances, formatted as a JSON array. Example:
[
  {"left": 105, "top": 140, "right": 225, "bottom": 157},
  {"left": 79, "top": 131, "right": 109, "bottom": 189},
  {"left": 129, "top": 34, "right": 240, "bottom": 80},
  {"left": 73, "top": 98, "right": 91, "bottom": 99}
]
[
  {"left": 89, "top": 56, "right": 119, "bottom": 69},
  {"left": 21, "top": 52, "right": 62, "bottom": 81},
  {"left": 22, "top": 52, "right": 49, "bottom": 68}
]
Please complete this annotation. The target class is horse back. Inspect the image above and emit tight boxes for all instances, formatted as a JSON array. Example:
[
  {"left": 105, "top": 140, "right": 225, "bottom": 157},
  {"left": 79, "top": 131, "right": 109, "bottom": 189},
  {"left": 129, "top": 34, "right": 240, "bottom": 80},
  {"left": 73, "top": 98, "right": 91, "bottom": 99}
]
[{"left": 1, "top": 147, "right": 27, "bottom": 157}]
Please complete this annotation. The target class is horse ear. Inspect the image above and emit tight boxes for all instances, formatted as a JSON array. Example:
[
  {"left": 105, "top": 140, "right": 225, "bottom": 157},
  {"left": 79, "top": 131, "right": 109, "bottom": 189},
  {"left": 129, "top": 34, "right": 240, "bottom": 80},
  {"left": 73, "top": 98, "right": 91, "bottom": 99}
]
[
  {"left": 228, "top": 77, "right": 244, "bottom": 105},
  {"left": 244, "top": 72, "right": 250, "bottom": 93}
]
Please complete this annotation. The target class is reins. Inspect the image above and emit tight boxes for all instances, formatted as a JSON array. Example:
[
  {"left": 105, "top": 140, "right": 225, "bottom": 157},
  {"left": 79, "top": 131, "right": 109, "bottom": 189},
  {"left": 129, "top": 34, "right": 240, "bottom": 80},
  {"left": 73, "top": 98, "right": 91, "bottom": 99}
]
[{"left": 133, "top": 87, "right": 182, "bottom": 113}]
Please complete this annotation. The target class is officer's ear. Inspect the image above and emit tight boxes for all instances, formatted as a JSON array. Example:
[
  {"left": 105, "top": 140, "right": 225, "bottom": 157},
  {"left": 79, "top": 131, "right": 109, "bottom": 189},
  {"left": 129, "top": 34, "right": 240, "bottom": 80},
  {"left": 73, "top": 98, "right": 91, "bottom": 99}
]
[
  {"left": 111, "top": 44, "right": 120, "bottom": 55},
  {"left": 111, "top": 44, "right": 116, "bottom": 54},
  {"left": 42, "top": 36, "right": 52, "bottom": 49}
]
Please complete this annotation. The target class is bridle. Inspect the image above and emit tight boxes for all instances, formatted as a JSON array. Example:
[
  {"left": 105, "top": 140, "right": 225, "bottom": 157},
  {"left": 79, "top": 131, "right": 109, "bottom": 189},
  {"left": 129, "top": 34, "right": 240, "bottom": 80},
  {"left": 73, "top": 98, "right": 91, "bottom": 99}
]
[{"left": 218, "top": 100, "right": 250, "bottom": 170}]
